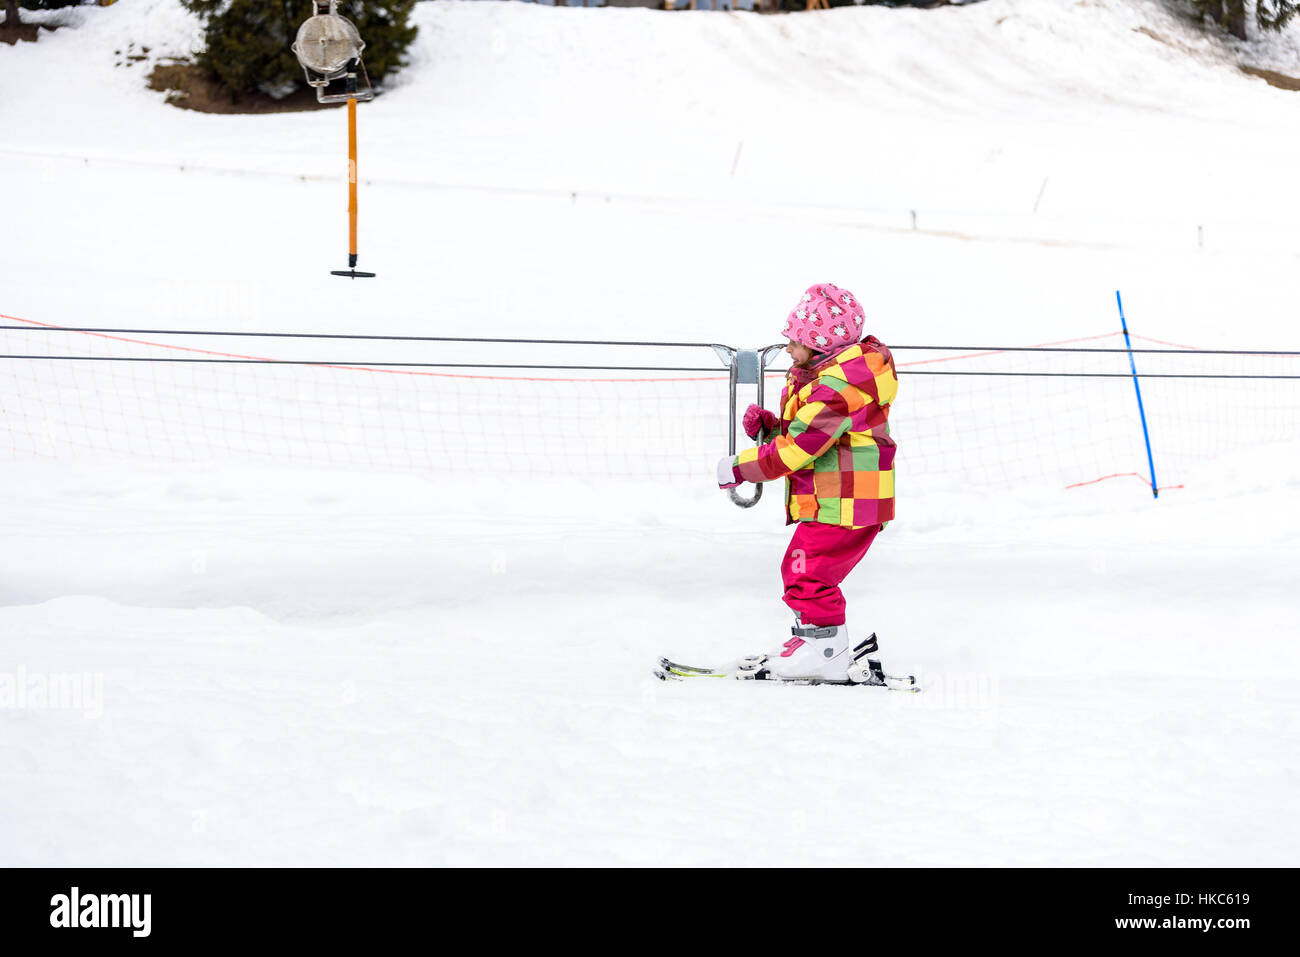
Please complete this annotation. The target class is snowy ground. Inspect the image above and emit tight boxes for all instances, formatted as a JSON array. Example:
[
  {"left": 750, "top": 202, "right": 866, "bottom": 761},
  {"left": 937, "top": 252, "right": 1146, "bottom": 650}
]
[{"left": 1, "top": 0, "right": 1298, "bottom": 866}]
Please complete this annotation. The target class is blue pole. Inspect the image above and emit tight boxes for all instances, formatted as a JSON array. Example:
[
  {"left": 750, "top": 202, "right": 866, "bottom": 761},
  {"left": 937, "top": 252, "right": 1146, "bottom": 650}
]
[{"left": 1116, "top": 290, "right": 1159, "bottom": 499}]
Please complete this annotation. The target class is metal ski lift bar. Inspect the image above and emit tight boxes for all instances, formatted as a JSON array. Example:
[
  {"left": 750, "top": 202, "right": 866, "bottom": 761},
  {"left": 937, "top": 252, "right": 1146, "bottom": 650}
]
[
  {"left": 714, "top": 343, "right": 786, "bottom": 509},
  {"left": 292, "top": 1, "right": 376, "bottom": 279}
]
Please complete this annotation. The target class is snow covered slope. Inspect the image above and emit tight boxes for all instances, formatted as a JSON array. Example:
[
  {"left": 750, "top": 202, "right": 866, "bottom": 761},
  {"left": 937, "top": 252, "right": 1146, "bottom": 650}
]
[
  {"left": 1, "top": 1, "right": 1298, "bottom": 866},
  {"left": 4, "top": 0, "right": 1300, "bottom": 342}
]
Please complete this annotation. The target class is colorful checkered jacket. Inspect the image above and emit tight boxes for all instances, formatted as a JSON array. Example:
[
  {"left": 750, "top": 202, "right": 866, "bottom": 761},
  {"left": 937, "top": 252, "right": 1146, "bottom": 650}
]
[{"left": 729, "top": 336, "right": 898, "bottom": 528}]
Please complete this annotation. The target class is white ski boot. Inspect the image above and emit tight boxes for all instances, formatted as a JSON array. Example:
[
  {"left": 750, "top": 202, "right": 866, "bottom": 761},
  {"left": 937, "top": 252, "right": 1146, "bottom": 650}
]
[{"left": 737, "top": 620, "right": 888, "bottom": 685}]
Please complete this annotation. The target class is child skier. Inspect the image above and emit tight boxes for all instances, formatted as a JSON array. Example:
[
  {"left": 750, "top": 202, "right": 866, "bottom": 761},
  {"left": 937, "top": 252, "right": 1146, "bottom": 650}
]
[{"left": 714, "top": 282, "right": 902, "bottom": 686}]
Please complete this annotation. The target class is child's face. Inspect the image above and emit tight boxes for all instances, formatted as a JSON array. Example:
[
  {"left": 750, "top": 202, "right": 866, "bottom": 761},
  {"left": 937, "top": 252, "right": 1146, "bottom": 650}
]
[{"left": 786, "top": 340, "right": 817, "bottom": 368}]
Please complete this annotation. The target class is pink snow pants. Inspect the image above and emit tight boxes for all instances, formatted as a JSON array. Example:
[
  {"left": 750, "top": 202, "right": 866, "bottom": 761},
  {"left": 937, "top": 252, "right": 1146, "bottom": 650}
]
[{"left": 780, "top": 521, "right": 881, "bottom": 627}]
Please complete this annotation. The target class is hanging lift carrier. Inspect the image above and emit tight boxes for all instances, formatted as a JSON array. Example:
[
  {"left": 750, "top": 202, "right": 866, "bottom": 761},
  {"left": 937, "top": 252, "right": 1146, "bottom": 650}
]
[
  {"left": 292, "top": 1, "right": 376, "bottom": 278},
  {"left": 716, "top": 344, "right": 786, "bottom": 508}
]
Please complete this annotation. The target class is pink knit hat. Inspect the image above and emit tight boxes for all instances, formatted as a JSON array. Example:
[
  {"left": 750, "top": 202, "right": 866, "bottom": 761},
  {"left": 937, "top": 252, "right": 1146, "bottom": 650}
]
[{"left": 781, "top": 283, "right": 865, "bottom": 354}]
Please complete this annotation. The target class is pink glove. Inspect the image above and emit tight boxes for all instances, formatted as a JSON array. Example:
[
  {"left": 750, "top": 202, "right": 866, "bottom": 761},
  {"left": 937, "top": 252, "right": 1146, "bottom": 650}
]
[
  {"left": 716, "top": 455, "right": 741, "bottom": 489},
  {"left": 742, "top": 404, "right": 778, "bottom": 441}
]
